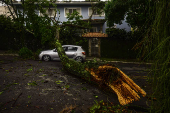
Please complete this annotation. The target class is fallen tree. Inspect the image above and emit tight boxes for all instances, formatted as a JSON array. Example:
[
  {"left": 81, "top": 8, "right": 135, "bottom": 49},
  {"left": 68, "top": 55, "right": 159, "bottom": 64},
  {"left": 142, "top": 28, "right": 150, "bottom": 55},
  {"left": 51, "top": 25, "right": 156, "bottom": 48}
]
[{"left": 55, "top": 40, "right": 146, "bottom": 105}]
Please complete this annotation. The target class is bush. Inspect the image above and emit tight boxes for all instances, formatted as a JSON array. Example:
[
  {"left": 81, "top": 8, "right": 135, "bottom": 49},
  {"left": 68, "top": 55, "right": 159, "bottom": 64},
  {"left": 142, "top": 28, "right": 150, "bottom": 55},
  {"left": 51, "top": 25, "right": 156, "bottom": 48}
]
[
  {"left": 106, "top": 28, "right": 142, "bottom": 41},
  {"left": 32, "top": 49, "right": 42, "bottom": 60},
  {"left": 18, "top": 47, "right": 33, "bottom": 59}
]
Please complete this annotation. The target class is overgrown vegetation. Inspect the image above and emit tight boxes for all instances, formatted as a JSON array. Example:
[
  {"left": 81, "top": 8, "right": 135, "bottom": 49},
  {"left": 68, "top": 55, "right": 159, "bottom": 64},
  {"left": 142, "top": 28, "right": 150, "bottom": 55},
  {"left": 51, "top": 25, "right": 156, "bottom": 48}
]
[
  {"left": 0, "top": 0, "right": 57, "bottom": 52},
  {"left": 89, "top": 100, "right": 130, "bottom": 113},
  {"left": 18, "top": 47, "right": 33, "bottom": 59},
  {"left": 59, "top": 11, "right": 89, "bottom": 53},
  {"left": 136, "top": 1, "right": 170, "bottom": 112},
  {"left": 105, "top": 0, "right": 170, "bottom": 112}
]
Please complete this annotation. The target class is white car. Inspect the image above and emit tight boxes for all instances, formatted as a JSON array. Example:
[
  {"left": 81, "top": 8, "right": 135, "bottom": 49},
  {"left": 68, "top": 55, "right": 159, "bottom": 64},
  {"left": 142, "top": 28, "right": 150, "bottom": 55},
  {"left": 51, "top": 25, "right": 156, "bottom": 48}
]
[{"left": 39, "top": 45, "right": 86, "bottom": 62}]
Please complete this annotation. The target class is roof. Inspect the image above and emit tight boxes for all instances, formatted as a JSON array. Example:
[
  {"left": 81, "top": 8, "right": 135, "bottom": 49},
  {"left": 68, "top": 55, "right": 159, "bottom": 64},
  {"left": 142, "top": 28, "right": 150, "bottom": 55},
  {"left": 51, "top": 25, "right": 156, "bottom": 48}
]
[
  {"left": 12, "top": 1, "right": 103, "bottom": 5},
  {"left": 82, "top": 32, "right": 108, "bottom": 37}
]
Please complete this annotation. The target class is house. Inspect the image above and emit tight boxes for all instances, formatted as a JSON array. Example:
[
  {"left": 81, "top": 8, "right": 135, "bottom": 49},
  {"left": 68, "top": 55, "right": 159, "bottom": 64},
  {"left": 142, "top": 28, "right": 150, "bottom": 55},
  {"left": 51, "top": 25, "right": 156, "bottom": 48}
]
[
  {"left": 8, "top": 0, "right": 131, "bottom": 57},
  {"left": 0, "top": 2, "right": 10, "bottom": 16},
  {"left": 0, "top": 1, "right": 16, "bottom": 19}
]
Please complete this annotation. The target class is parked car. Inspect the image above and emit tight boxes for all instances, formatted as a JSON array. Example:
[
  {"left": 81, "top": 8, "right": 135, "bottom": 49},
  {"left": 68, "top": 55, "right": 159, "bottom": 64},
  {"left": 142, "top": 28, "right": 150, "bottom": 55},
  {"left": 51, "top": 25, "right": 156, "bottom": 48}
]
[{"left": 39, "top": 45, "right": 86, "bottom": 62}]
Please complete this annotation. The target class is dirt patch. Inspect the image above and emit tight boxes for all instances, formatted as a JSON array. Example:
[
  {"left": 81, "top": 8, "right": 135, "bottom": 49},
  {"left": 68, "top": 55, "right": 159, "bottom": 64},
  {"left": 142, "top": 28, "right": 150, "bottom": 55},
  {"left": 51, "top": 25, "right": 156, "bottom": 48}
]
[{"left": 0, "top": 56, "right": 152, "bottom": 113}]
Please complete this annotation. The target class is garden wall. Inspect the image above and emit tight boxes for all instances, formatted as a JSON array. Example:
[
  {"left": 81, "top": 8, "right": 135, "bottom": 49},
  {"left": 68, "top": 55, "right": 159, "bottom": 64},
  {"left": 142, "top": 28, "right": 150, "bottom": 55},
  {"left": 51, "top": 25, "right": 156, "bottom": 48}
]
[{"left": 100, "top": 38, "right": 138, "bottom": 59}]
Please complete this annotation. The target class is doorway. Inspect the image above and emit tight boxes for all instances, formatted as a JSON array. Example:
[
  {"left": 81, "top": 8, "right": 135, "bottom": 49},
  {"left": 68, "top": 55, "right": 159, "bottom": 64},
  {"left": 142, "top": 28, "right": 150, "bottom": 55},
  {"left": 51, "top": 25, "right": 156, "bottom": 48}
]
[{"left": 91, "top": 38, "right": 99, "bottom": 57}]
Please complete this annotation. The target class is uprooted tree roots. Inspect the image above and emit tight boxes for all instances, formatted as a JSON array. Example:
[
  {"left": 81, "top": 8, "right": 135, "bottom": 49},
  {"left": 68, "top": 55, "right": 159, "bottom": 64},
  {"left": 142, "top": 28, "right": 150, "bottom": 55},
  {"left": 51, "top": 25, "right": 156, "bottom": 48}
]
[{"left": 86, "top": 64, "right": 146, "bottom": 105}]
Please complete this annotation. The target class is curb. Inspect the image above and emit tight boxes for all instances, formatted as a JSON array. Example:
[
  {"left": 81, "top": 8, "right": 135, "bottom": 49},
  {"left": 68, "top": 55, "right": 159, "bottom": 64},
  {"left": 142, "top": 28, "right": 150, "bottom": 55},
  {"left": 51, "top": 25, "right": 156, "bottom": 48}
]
[
  {"left": 108, "top": 61, "right": 152, "bottom": 65},
  {"left": 86, "top": 58, "right": 152, "bottom": 65},
  {"left": 0, "top": 54, "right": 19, "bottom": 56}
]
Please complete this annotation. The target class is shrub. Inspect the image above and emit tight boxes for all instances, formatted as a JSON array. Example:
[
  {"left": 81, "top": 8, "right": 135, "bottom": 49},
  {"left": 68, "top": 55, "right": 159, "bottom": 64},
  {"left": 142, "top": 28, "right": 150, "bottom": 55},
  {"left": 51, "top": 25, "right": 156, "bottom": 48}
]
[
  {"left": 32, "top": 49, "right": 42, "bottom": 60},
  {"left": 18, "top": 47, "right": 33, "bottom": 59}
]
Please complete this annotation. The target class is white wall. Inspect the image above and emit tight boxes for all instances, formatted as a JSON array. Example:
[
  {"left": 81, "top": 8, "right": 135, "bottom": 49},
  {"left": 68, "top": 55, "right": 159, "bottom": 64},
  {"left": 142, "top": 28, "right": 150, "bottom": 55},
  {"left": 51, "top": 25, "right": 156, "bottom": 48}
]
[{"left": 0, "top": 1, "right": 3, "bottom": 6}]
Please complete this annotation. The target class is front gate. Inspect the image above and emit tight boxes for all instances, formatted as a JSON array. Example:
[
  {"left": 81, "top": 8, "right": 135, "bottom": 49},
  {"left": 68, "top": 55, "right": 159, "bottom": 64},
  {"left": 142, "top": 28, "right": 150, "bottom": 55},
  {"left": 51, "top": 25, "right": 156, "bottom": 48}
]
[{"left": 90, "top": 38, "right": 100, "bottom": 57}]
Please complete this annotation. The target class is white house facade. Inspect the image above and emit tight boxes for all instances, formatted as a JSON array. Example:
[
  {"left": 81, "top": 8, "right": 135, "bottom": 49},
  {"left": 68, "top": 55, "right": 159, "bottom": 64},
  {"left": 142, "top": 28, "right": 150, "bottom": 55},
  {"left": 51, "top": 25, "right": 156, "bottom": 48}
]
[{"left": 11, "top": 0, "right": 131, "bottom": 33}]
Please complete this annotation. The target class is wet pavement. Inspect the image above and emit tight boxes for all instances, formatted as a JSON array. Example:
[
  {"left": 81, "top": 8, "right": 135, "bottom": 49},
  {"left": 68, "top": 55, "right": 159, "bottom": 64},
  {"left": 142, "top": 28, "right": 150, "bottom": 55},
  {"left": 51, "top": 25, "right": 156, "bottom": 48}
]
[{"left": 0, "top": 55, "right": 152, "bottom": 113}]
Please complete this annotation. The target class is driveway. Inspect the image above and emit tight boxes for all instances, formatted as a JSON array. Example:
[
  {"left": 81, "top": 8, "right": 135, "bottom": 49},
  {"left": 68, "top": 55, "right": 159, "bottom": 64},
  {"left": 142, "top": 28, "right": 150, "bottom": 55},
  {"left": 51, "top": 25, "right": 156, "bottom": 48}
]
[{"left": 0, "top": 55, "right": 151, "bottom": 113}]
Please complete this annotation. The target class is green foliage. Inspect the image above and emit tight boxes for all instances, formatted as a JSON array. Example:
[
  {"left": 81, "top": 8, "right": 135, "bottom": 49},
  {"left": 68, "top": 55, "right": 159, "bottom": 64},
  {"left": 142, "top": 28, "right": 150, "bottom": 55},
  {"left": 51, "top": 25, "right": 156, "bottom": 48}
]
[
  {"left": 143, "top": 2, "right": 170, "bottom": 113},
  {"left": 27, "top": 81, "right": 37, "bottom": 86},
  {"left": 105, "top": 0, "right": 155, "bottom": 30},
  {"left": 18, "top": 47, "right": 33, "bottom": 59},
  {"left": 132, "top": 0, "right": 170, "bottom": 112},
  {"left": 23, "top": 0, "right": 57, "bottom": 47},
  {"left": 101, "top": 38, "right": 137, "bottom": 59},
  {"left": 60, "top": 12, "right": 89, "bottom": 53},
  {"left": 0, "top": 15, "right": 21, "bottom": 50},
  {"left": 64, "top": 85, "right": 70, "bottom": 89},
  {"left": 32, "top": 49, "right": 42, "bottom": 60},
  {"left": 106, "top": 28, "right": 128, "bottom": 39},
  {"left": 27, "top": 95, "right": 31, "bottom": 98},
  {"left": 106, "top": 28, "right": 142, "bottom": 42},
  {"left": 65, "top": 11, "right": 88, "bottom": 27},
  {"left": 89, "top": 100, "right": 129, "bottom": 113},
  {"left": 105, "top": 0, "right": 129, "bottom": 27},
  {"left": 55, "top": 80, "right": 63, "bottom": 84},
  {"left": 27, "top": 67, "right": 33, "bottom": 72},
  {"left": 0, "top": 91, "right": 3, "bottom": 95},
  {"left": 60, "top": 11, "right": 89, "bottom": 46},
  {"left": 1, "top": 0, "right": 57, "bottom": 51},
  {"left": 89, "top": 1, "right": 105, "bottom": 19},
  {"left": 81, "top": 87, "right": 87, "bottom": 91}
]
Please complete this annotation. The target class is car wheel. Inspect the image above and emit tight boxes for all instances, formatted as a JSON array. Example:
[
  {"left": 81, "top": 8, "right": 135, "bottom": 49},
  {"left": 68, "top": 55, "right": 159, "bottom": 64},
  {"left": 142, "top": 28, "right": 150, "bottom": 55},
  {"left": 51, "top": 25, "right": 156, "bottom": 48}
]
[
  {"left": 43, "top": 55, "right": 51, "bottom": 61},
  {"left": 75, "top": 56, "right": 83, "bottom": 62}
]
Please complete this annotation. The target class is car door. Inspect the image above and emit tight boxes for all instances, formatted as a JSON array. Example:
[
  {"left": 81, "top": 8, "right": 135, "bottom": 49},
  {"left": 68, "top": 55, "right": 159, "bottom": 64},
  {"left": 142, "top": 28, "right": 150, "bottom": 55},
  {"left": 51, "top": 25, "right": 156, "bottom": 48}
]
[
  {"left": 65, "top": 46, "right": 77, "bottom": 58},
  {"left": 52, "top": 49, "right": 60, "bottom": 60}
]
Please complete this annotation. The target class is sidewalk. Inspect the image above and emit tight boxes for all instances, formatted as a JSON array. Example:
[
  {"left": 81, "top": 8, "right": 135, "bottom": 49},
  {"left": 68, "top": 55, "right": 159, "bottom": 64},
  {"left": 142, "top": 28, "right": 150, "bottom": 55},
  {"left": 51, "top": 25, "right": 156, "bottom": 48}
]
[
  {"left": 0, "top": 50, "right": 19, "bottom": 56},
  {"left": 86, "top": 57, "right": 152, "bottom": 65},
  {"left": 0, "top": 53, "right": 19, "bottom": 56}
]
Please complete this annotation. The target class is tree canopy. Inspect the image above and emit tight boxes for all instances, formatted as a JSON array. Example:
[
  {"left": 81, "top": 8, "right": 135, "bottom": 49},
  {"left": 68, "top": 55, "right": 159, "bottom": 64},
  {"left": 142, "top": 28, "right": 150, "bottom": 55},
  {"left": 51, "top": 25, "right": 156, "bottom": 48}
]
[{"left": 105, "top": 0, "right": 156, "bottom": 30}]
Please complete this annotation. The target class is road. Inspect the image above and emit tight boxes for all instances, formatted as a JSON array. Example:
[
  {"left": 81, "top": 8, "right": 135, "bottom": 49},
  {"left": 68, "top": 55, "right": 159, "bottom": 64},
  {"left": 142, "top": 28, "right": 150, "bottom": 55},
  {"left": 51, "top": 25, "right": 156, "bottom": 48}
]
[{"left": 0, "top": 55, "right": 151, "bottom": 113}]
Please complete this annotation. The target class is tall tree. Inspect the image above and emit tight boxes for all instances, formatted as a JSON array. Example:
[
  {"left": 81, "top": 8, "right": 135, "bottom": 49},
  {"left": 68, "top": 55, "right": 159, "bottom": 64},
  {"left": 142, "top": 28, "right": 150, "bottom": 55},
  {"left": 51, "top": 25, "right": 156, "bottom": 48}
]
[
  {"left": 105, "top": 0, "right": 155, "bottom": 30},
  {"left": 106, "top": 0, "right": 170, "bottom": 112},
  {"left": 136, "top": 1, "right": 170, "bottom": 112}
]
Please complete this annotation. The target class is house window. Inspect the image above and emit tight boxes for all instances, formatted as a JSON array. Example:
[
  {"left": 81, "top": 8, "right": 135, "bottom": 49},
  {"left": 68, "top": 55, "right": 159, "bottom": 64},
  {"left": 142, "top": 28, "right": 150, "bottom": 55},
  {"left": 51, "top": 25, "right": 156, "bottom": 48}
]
[
  {"left": 40, "top": 8, "right": 56, "bottom": 17},
  {"left": 64, "top": 7, "right": 81, "bottom": 17},
  {"left": 88, "top": 7, "right": 105, "bottom": 16}
]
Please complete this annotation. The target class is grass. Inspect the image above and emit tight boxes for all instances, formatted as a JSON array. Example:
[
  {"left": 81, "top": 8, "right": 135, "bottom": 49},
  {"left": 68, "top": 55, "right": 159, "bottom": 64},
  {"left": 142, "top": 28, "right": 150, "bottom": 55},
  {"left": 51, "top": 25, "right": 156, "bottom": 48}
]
[{"left": 89, "top": 100, "right": 130, "bottom": 113}]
